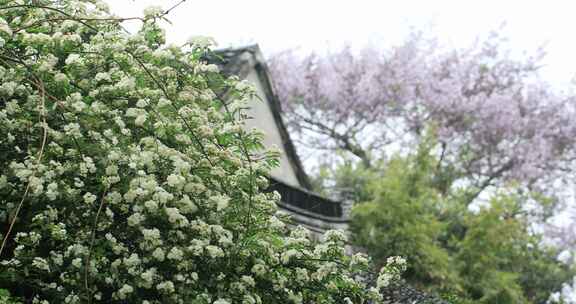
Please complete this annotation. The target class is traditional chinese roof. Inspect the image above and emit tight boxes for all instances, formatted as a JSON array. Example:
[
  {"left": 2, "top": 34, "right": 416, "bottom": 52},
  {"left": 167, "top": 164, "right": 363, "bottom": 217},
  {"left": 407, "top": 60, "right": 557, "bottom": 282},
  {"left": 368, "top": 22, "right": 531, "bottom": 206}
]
[
  {"left": 212, "top": 44, "right": 312, "bottom": 190},
  {"left": 209, "top": 44, "right": 347, "bottom": 224}
]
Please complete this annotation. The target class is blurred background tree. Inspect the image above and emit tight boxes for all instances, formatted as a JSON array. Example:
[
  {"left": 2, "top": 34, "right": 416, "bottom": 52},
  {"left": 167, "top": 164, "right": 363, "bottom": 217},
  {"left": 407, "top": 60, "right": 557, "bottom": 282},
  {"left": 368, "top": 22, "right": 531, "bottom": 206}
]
[
  {"left": 269, "top": 33, "right": 576, "bottom": 301},
  {"left": 349, "top": 139, "right": 573, "bottom": 303},
  {"left": 269, "top": 32, "right": 576, "bottom": 203}
]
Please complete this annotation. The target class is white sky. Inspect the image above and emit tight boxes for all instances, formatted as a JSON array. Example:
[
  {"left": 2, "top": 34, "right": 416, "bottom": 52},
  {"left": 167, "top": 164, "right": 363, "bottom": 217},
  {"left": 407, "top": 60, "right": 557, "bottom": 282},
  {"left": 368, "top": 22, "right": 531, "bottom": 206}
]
[{"left": 107, "top": 0, "right": 576, "bottom": 90}]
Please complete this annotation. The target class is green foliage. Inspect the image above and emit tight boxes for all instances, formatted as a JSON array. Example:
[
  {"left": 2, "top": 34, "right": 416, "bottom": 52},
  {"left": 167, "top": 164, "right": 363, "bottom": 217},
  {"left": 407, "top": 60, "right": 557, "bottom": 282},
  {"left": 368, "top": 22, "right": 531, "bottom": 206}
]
[
  {"left": 453, "top": 194, "right": 573, "bottom": 303},
  {"left": 453, "top": 195, "right": 529, "bottom": 303},
  {"left": 346, "top": 141, "right": 574, "bottom": 303},
  {"left": 0, "top": 289, "right": 22, "bottom": 304},
  {"left": 438, "top": 291, "right": 474, "bottom": 304},
  {"left": 350, "top": 144, "right": 459, "bottom": 291}
]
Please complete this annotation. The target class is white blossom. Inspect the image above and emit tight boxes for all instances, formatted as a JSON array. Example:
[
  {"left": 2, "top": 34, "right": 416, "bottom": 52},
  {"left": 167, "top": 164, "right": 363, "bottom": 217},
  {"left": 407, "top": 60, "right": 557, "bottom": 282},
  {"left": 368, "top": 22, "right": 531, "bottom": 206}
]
[
  {"left": 156, "top": 281, "right": 175, "bottom": 294},
  {"left": 166, "top": 174, "right": 185, "bottom": 187},
  {"left": 127, "top": 213, "right": 145, "bottom": 227},
  {"left": 32, "top": 257, "right": 50, "bottom": 272},
  {"left": 71, "top": 258, "right": 82, "bottom": 268},
  {"left": 143, "top": 6, "right": 164, "bottom": 18},
  {"left": 64, "top": 54, "right": 82, "bottom": 65},
  {"left": 167, "top": 247, "right": 184, "bottom": 261},
  {"left": 186, "top": 35, "right": 216, "bottom": 49},
  {"left": 0, "top": 17, "right": 12, "bottom": 36},
  {"left": 135, "top": 114, "right": 147, "bottom": 126},
  {"left": 117, "top": 284, "right": 134, "bottom": 299},
  {"left": 211, "top": 194, "right": 230, "bottom": 211},
  {"left": 152, "top": 248, "right": 165, "bottom": 262},
  {"left": 83, "top": 193, "right": 97, "bottom": 204},
  {"left": 116, "top": 76, "right": 136, "bottom": 91},
  {"left": 94, "top": 72, "right": 111, "bottom": 82},
  {"left": 251, "top": 264, "right": 266, "bottom": 276},
  {"left": 205, "top": 245, "right": 224, "bottom": 258},
  {"left": 54, "top": 73, "right": 69, "bottom": 83}
]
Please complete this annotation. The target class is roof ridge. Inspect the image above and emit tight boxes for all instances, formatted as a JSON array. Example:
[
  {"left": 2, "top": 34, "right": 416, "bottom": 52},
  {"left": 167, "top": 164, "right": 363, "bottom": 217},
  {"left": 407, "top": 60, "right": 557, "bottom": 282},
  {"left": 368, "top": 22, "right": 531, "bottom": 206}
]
[{"left": 211, "top": 44, "right": 313, "bottom": 190}]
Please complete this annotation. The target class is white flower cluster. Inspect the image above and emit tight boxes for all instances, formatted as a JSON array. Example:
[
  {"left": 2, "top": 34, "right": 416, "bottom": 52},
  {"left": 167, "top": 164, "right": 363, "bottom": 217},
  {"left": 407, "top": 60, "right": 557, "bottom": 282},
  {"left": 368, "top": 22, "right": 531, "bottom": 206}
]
[
  {"left": 377, "top": 256, "right": 408, "bottom": 289},
  {"left": 143, "top": 6, "right": 164, "bottom": 18},
  {"left": 0, "top": 1, "right": 404, "bottom": 303},
  {"left": 186, "top": 35, "right": 217, "bottom": 49}
]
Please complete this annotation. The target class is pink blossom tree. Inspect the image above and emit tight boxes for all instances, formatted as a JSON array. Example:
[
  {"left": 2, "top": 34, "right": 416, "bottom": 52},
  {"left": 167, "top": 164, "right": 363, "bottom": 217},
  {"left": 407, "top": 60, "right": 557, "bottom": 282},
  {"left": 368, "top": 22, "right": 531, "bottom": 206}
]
[{"left": 268, "top": 33, "right": 576, "bottom": 205}]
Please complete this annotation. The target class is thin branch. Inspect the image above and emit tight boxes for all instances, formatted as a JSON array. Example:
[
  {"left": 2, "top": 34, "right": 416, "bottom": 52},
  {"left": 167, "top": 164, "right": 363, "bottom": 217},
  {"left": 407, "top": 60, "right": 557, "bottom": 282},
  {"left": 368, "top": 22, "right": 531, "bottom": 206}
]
[
  {"left": 0, "top": 77, "right": 48, "bottom": 257},
  {"left": 436, "top": 141, "right": 447, "bottom": 173},
  {"left": 84, "top": 187, "right": 109, "bottom": 304},
  {"left": 464, "top": 159, "right": 515, "bottom": 205},
  {"left": 163, "top": 0, "right": 187, "bottom": 16}
]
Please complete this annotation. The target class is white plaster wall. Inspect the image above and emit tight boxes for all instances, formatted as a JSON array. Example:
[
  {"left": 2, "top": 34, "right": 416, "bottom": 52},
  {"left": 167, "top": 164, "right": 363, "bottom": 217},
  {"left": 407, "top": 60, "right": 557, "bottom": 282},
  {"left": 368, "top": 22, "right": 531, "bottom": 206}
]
[{"left": 242, "top": 68, "right": 301, "bottom": 188}]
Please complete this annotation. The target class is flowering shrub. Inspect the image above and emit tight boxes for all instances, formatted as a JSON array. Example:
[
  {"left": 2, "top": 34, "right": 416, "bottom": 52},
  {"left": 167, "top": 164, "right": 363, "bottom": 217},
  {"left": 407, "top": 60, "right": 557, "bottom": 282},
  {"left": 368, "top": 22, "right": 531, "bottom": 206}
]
[{"left": 0, "top": 1, "right": 403, "bottom": 303}]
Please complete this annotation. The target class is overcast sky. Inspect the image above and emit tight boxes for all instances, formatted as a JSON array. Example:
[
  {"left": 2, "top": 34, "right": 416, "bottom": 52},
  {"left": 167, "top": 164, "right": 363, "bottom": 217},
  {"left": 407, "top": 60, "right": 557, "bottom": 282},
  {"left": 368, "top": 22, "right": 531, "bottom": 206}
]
[{"left": 107, "top": 0, "right": 576, "bottom": 90}]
